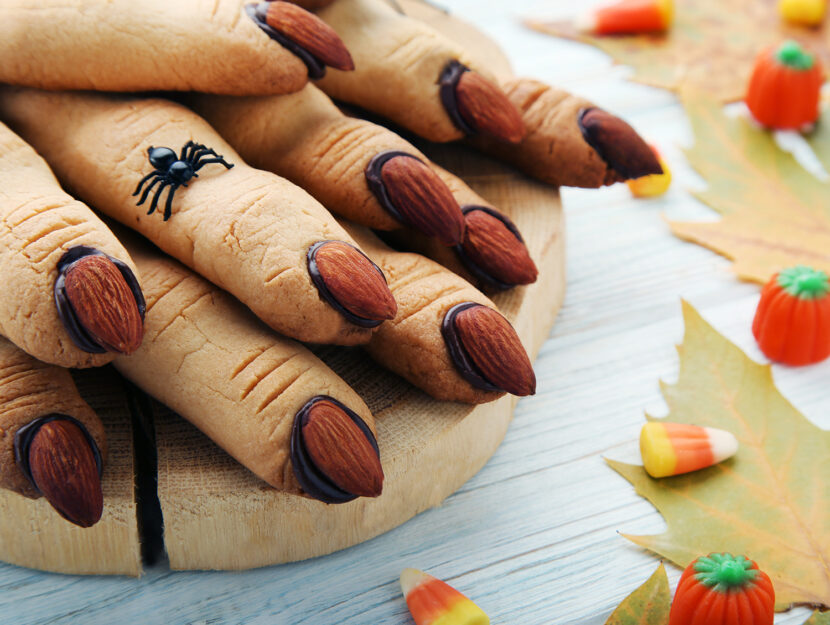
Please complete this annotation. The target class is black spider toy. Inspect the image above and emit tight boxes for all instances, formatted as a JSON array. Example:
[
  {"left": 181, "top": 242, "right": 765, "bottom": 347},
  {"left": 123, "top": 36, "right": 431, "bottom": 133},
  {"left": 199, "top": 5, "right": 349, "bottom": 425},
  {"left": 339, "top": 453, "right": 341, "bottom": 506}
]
[{"left": 133, "top": 141, "right": 234, "bottom": 221}]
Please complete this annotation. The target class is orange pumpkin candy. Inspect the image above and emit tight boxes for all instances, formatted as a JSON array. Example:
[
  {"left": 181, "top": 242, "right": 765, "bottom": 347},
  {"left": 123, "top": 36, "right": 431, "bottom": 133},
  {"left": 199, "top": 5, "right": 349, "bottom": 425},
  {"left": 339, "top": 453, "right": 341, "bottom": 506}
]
[
  {"left": 745, "top": 40, "right": 823, "bottom": 130},
  {"left": 669, "top": 553, "right": 775, "bottom": 625},
  {"left": 753, "top": 266, "right": 830, "bottom": 365}
]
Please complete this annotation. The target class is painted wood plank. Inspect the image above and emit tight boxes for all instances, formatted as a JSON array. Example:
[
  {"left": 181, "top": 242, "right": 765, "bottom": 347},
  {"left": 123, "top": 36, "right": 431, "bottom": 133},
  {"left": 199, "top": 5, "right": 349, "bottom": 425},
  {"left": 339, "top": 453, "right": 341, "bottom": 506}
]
[{"left": 0, "top": 1, "right": 820, "bottom": 623}]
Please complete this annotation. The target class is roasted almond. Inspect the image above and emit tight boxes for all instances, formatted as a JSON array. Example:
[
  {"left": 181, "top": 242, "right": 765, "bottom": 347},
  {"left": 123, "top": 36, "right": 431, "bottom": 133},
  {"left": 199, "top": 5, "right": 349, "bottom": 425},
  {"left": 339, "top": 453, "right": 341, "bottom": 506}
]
[
  {"left": 27, "top": 418, "right": 103, "bottom": 528},
  {"left": 442, "top": 303, "right": 535, "bottom": 396},
  {"left": 302, "top": 399, "right": 383, "bottom": 497},
  {"left": 59, "top": 251, "right": 145, "bottom": 355},
  {"left": 456, "top": 71, "right": 526, "bottom": 144},
  {"left": 366, "top": 151, "right": 465, "bottom": 247},
  {"left": 308, "top": 240, "right": 397, "bottom": 327},
  {"left": 290, "top": 396, "right": 383, "bottom": 503},
  {"left": 579, "top": 108, "right": 662, "bottom": 180},
  {"left": 248, "top": 1, "right": 354, "bottom": 76},
  {"left": 458, "top": 206, "right": 538, "bottom": 288},
  {"left": 439, "top": 61, "right": 524, "bottom": 143}
]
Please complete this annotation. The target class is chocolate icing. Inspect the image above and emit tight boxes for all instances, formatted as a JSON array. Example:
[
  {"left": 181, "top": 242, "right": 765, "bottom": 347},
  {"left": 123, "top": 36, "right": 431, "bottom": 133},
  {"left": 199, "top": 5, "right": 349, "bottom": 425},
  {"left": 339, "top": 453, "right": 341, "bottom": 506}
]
[
  {"left": 438, "top": 60, "right": 476, "bottom": 136},
  {"left": 289, "top": 396, "right": 380, "bottom": 504},
  {"left": 364, "top": 150, "right": 424, "bottom": 226},
  {"left": 441, "top": 302, "right": 503, "bottom": 392},
  {"left": 54, "top": 246, "right": 146, "bottom": 354},
  {"left": 246, "top": 3, "right": 326, "bottom": 79},
  {"left": 454, "top": 205, "right": 525, "bottom": 291},
  {"left": 14, "top": 414, "right": 103, "bottom": 491},
  {"left": 306, "top": 240, "right": 389, "bottom": 328}
]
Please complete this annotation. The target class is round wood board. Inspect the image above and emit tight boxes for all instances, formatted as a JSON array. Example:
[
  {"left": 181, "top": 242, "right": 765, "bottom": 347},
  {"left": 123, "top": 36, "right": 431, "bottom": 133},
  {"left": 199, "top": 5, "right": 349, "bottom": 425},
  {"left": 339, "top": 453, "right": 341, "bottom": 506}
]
[{"left": 0, "top": 5, "right": 565, "bottom": 574}]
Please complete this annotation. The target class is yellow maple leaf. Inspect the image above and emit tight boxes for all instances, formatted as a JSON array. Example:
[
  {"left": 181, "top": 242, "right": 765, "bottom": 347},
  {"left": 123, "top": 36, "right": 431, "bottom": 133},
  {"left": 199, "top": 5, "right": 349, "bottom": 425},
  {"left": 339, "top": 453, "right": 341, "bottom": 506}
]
[
  {"left": 605, "top": 564, "right": 671, "bottom": 625},
  {"left": 526, "top": 0, "right": 830, "bottom": 102},
  {"left": 668, "top": 90, "right": 830, "bottom": 284},
  {"left": 609, "top": 302, "right": 830, "bottom": 611}
]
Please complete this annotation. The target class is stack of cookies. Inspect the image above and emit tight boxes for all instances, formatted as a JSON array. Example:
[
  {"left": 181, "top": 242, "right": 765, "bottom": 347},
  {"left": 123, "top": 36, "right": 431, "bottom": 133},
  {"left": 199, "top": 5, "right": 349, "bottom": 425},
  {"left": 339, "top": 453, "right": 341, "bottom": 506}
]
[{"left": 0, "top": 0, "right": 659, "bottom": 545}]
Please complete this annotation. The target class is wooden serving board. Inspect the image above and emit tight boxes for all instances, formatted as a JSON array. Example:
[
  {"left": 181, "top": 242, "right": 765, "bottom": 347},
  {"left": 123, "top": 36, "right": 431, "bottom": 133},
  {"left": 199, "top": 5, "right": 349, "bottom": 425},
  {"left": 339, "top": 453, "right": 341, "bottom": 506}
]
[{"left": 0, "top": 4, "right": 565, "bottom": 574}]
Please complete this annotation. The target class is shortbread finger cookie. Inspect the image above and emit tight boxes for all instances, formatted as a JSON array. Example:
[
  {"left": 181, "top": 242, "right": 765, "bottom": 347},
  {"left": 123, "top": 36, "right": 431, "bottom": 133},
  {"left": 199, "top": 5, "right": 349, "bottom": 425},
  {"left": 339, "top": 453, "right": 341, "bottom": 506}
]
[
  {"left": 467, "top": 79, "right": 661, "bottom": 187},
  {"left": 114, "top": 238, "right": 383, "bottom": 504},
  {"left": 0, "top": 0, "right": 353, "bottom": 95},
  {"left": 0, "top": 337, "right": 106, "bottom": 527},
  {"left": 0, "top": 123, "right": 145, "bottom": 369},
  {"left": 386, "top": 167, "right": 539, "bottom": 292},
  {"left": 314, "top": 0, "right": 524, "bottom": 143},
  {"left": 0, "top": 88, "right": 396, "bottom": 346},
  {"left": 190, "top": 88, "right": 537, "bottom": 288},
  {"left": 190, "top": 85, "right": 465, "bottom": 245},
  {"left": 343, "top": 223, "right": 536, "bottom": 404}
]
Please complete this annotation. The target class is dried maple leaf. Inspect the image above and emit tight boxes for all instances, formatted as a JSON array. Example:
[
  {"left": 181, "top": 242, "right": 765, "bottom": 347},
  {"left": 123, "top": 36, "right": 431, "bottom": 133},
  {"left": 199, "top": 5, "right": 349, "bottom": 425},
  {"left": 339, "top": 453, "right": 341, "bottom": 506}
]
[
  {"left": 526, "top": 0, "right": 830, "bottom": 102},
  {"left": 805, "top": 611, "right": 830, "bottom": 625},
  {"left": 608, "top": 301, "right": 830, "bottom": 612},
  {"left": 605, "top": 564, "right": 671, "bottom": 625},
  {"left": 669, "top": 90, "right": 830, "bottom": 284}
]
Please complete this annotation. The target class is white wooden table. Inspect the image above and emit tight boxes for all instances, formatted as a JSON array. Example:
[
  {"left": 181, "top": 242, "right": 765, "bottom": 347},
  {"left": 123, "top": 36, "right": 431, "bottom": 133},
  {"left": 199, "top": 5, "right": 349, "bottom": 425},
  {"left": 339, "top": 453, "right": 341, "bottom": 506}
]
[{"left": 0, "top": 2, "right": 825, "bottom": 623}]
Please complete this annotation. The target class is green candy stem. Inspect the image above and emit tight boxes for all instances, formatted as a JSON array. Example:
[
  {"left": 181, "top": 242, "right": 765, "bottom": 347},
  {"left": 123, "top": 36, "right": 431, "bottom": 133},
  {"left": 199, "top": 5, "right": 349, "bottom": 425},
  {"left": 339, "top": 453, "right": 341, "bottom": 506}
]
[
  {"left": 776, "top": 40, "right": 815, "bottom": 70},
  {"left": 693, "top": 554, "right": 760, "bottom": 592},
  {"left": 777, "top": 266, "right": 830, "bottom": 300}
]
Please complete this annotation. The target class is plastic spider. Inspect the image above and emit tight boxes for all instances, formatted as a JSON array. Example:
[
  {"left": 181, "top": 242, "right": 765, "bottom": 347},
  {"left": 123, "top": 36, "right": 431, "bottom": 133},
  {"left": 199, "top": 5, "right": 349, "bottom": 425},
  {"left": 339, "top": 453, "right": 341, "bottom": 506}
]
[{"left": 133, "top": 141, "right": 234, "bottom": 221}]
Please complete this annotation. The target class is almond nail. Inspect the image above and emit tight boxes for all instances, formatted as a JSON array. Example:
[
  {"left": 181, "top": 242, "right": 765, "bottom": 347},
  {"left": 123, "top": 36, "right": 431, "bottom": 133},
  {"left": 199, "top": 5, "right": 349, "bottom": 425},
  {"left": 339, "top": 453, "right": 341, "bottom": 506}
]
[
  {"left": 365, "top": 151, "right": 465, "bottom": 246},
  {"left": 439, "top": 60, "right": 525, "bottom": 143},
  {"left": 55, "top": 247, "right": 145, "bottom": 355},
  {"left": 247, "top": 1, "right": 354, "bottom": 79},
  {"left": 579, "top": 108, "right": 662, "bottom": 180},
  {"left": 290, "top": 396, "right": 383, "bottom": 503},
  {"left": 457, "top": 206, "right": 538, "bottom": 289},
  {"left": 307, "top": 241, "right": 397, "bottom": 327},
  {"left": 19, "top": 416, "right": 103, "bottom": 528},
  {"left": 442, "top": 302, "right": 536, "bottom": 396}
]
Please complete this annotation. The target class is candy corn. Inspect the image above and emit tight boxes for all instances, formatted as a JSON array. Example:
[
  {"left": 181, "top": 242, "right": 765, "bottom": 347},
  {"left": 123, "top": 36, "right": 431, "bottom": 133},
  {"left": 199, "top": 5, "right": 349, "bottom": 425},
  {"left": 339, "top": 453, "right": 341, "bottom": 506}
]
[
  {"left": 627, "top": 145, "right": 671, "bottom": 197},
  {"left": 400, "top": 569, "right": 489, "bottom": 625},
  {"left": 778, "top": 0, "right": 827, "bottom": 26},
  {"left": 640, "top": 422, "right": 738, "bottom": 478},
  {"left": 577, "top": 0, "right": 674, "bottom": 35}
]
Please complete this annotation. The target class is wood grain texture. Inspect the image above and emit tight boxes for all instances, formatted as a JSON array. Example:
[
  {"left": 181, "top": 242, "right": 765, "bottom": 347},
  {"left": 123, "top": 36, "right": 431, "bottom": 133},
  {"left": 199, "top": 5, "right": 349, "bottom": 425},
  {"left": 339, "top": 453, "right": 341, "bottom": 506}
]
[
  {"left": 0, "top": 366, "right": 140, "bottom": 576},
  {"left": 155, "top": 145, "right": 565, "bottom": 569}
]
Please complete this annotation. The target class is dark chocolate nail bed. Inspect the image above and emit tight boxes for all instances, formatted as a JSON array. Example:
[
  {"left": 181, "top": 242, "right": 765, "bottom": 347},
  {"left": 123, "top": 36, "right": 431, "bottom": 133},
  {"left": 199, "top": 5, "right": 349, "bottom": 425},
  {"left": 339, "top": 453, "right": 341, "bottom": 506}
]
[
  {"left": 441, "top": 302, "right": 503, "bottom": 393},
  {"left": 289, "top": 395, "right": 380, "bottom": 504},
  {"left": 365, "top": 150, "right": 418, "bottom": 225},
  {"left": 307, "top": 240, "right": 392, "bottom": 328},
  {"left": 14, "top": 414, "right": 103, "bottom": 488},
  {"left": 246, "top": 2, "right": 326, "bottom": 79},
  {"left": 54, "top": 246, "right": 146, "bottom": 354},
  {"left": 578, "top": 107, "right": 663, "bottom": 180},
  {"left": 439, "top": 60, "right": 477, "bottom": 136},
  {"left": 455, "top": 205, "right": 526, "bottom": 291}
]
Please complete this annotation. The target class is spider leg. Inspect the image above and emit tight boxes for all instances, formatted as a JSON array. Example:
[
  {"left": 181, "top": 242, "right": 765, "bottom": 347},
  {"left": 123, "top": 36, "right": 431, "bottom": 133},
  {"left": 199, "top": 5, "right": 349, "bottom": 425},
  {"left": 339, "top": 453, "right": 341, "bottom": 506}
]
[
  {"left": 193, "top": 157, "right": 234, "bottom": 172},
  {"left": 136, "top": 175, "right": 164, "bottom": 206},
  {"left": 191, "top": 148, "right": 218, "bottom": 162},
  {"left": 133, "top": 171, "right": 159, "bottom": 196},
  {"left": 185, "top": 142, "right": 208, "bottom": 162},
  {"left": 163, "top": 183, "right": 180, "bottom": 221},
  {"left": 179, "top": 141, "right": 196, "bottom": 161},
  {"left": 147, "top": 181, "right": 170, "bottom": 216}
]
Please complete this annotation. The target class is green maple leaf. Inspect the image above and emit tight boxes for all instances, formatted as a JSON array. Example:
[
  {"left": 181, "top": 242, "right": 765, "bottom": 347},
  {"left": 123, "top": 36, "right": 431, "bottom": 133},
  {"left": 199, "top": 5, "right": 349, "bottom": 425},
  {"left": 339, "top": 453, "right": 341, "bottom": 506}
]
[
  {"left": 669, "top": 90, "right": 830, "bottom": 284},
  {"left": 805, "top": 611, "right": 830, "bottom": 625},
  {"left": 808, "top": 115, "right": 830, "bottom": 173},
  {"left": 605, "top": 564, "right": 670, "bottom": 625},
  {"left": 608, "top": 301, "right": 830, "bottom": 611}
]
